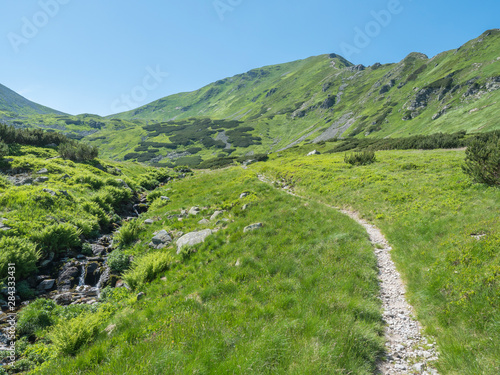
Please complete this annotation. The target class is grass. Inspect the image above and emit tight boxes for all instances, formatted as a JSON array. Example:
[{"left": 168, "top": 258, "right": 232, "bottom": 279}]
[
  {"left": 28, "top": 168, "right": 384, "bottom": 374},
  {"left": 255, "top": 148, "right": 500, "bottom": 374}
]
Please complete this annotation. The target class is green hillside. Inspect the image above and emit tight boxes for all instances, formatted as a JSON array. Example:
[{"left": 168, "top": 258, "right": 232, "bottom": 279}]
[
  {"left": 108, "top": 29, "right": 500, "bottom": 149},
  {"left": 0, "top": 84, "right": 65, "bottom": 117},
  {"left": 0, "top": 30, "right": 498, "bottom": 168}
]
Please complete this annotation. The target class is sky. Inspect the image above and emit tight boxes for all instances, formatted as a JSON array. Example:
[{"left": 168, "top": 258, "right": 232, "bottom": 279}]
[{"left": 0, "top": 0, "right": 498, "bottom": 116}]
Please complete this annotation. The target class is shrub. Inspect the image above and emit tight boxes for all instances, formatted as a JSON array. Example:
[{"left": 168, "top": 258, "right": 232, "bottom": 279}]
[
  {"left": 108, "top": 250, "right": 130, "bottom": 274},
  {"left": 49, "top": 311, "right": 104, "bottom": 355},
  {"left": 59, "top": 142, "right": 98, "bottom": 162},
  {"left": 123, "top": 251, "right": 174, "bottom": 289},
  {"left": 344, "top": 150, "right": 376, "bottom": 166},
  {"left": 463, "top": 135, "right": 500, "bottom": 186},
  {"left": 113, "top": 219, "right": 143, "bottom": 248},
  {"left": 32, "top": 223, "right": 82, "bottom": 254},
  {"left": 17, "top": 299, "right": 60, "bottom": 338},
  {"left": 0, "top": 139, "right": 8, "bottom": 157},
  {"left": 0, "top": 237, "right": 41, "bottom": 281}
]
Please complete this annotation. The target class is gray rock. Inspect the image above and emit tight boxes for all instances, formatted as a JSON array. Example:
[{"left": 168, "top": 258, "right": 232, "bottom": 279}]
[
  {"left": 210, "top": 211, "right": 223, "bottom": 221},
  {"left": 239, "top": 192, "right": 249, "bottom": 199},
  {"left": 53, "top": 292, "right": 74, "bottom": 305},
  {"left": 198, "top": 218, "right": 210, "bottom": 225},
  {"left": 151, "top": 230, "right": 172, "bottom": 247},
  {"left": 137, "top": 292, "right": 146, "bottom": 301},
  {"left": 307, "top": 150, "right": 321, "bottom": 156},
  {"left": 144, "top": 219, "right": 154, "bottom": 225},
  {"left": 91, "top": 244, "right": 107, "bottom": 256},
  {"left": 61, "top": 174, "right": 71, "bottom": 180},
  {"left": 0, "top": 221, "right": 12, "bottom": 231},
  {"left": 43, "top": 188, "right": 57, "bottom": 196},
  {"left": 188, "top": 207, "right": 200, "bottom": 215},
  {"left": 59, "top": 190, "right": 69, "bottom": 197},
  {"left": 244, "top": 223, "right": 263, "bottom": 233},
  {"left": 37, "top": 279, "right": 55, "bottom": 291},
  {"left": 116, "top": 179, "right": 131, "bottom": 190},
  {"left": 242, "top": 204, "right": 249, "bottom": 211},
  {"left": 34, "top": 176, "right": 49, "bottom": 183},
  {"left": 160, "top": 196, "right": 170, "bottom": 201},
  {"left": 176, "top": 229, "right": 213, "bottom": 254},
  {"left": 36, "top": 168, "right": 49, "bottom": 174}
]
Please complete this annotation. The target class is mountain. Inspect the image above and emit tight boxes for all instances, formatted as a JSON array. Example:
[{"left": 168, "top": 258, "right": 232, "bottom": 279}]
[
  {"left": 0, "top": 82, "right": 65, "bottom": 116},
  {"left": 102, "top": 29, "right": 499, "bottom": 161}
]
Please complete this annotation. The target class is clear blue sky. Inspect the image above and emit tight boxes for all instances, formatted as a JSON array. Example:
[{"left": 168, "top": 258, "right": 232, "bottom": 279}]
[{"left": 1, "top": 0, "right": 498, "bottom": 116}]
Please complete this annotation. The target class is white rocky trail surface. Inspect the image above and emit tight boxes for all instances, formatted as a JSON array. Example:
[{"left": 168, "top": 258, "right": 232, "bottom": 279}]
[{"left": 257, "top": 175, "right": 439, "bottom": 374}]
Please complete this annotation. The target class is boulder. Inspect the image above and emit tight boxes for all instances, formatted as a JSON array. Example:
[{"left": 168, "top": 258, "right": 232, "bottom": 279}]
[
  {"left": 188, "top": 207, "right": 200, "bottom": 216},
  {"left": 244, "top": 223, "right": 263, "bottom": 233},
  {"left": 43, "top": 188, "right": 57, "bottom": 196},
  {"left": 176, "top": 229, "right": 213, "bottom": 254},
  {"left": 149, "top": 230, "right": 172, "bottom": 249},
  {"left": 198, "top": 219, "right": 210, "bottom": 225},
  {"left": 91, "top": 244, "right": 107, "bottom": 256},
  {"left": 307, "top": 150, "right": 321, "bottom": 156},
  {"left": 57, "top": 264, "right": 80, "bottom": 291},
  {"left": 239, "top": 192, "right": 249, "bottom": 199},
  {"left": 34, "top": 176, "right": 49, "bottom": 183},
  {"left": 37, "top": 279, "right": 55, "bottom": 291},
  {"left": 144, "top": 219, "right": 154, "bottom": 225},
  {"left": 210, "top": 211, "right": 223, "bottom": 221},
  {"left": 53, "top": 292, "right": 73, "bottom": 306},
  {"left": 160, "top": 196, "right": 170, "bottom": 201},
  {"left": 36, "top": 168, "right": 49, "bottom": 174}
]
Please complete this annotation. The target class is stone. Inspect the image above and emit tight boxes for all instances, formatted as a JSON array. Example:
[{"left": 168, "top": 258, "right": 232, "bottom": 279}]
[
  {"left": 57, "top": 264, "right": 80, "bottom": 291},
  {"left": 198, "top": 219, "right": 210, "bottom": 225},
  {"left": 37, "top": 279, "right": 55, "bottom": 291},
  {"left": 244, "top": 223, "right": 263, "bottom": 233},
  {"left": 91, "top": 244, "right": 107, "bottom": 256},
  {"left": 210, "top": 211, "right": 223, "bottom": 221},
  {"left": 43, "top": 188, "right": 57, "bottom": 196},
  {"left": 144, "top": 219, "right": 154, "bottom": 225},
  {"left": 34, "top": 176, "right": 49, "bottom": 183},
  {"left": 36, "top": 168, "right": 49, "bottom": 174},
  {"left": 176, "top": 229, "right": 213, "bottom": 254},
  {"left": 188, "top": 206, "right": 200, "bottom": 216},
  {"left": 53, "top": 292, "right": 73, "bottom": 305},
  {"left": 160, "top": 196, "right": 170, "bottom": 201},
  {"left": 61, "top": 174, "right": 71, "bottom": 180},
  {"left": 58, "top": 190, "right": 69, "bottom": 197},
  {"left": 307, "top": 150, "right": 321, "bottom": 156},
  {"left": 137, "top": 292, "right": 146, "bottom": 301},
  {"left": 242, "top": 204, "right": 249, "bottom": 211},
  {"left": 151, "top": 230, "right": 172, "bottom": 245},
  {"left": 239, "top": 192, "right": 249, "bottom": 199}
]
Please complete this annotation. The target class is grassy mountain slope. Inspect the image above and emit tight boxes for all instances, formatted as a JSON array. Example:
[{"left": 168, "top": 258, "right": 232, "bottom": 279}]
[
  {"left": 108, "top": 30, "right": 500, "bottom": 150},
  {"left": 1, "top": 30, "right": 498, "bottom": 167},
  {"left": 0, "top": 84, "right": 65, "bottom": 116},
  {"left": 255, "top": 146, "right": 500, "bottom": 374}
]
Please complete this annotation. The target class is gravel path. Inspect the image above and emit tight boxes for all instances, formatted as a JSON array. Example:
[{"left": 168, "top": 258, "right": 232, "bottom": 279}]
[{"left": 257, "top": 175, "right": 440, "bottom": 374}]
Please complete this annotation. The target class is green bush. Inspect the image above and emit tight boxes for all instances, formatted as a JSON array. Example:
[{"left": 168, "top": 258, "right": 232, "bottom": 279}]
[
  {"left": 344, "top": 150, "right": 376, "bottom": 166},
  {"left": 17, "top": 299, "right": 60, "bottom": 338},
  {"left": 0, "top": 237, "right": 41, "bottom": 281},
  {"left": 0, "top": 139, "right": 8, "bottom": 157},
  {"left": 59, "top": 142, "right": 98, "bottom": 162},
  {"left": 32, "top": 223, "right": 82, "bottom": 254},
  {"left": 123, "top": 251, "right": 174, "bottom": 289},
  {"left": 108, "top": 250, "right": 130, "bottom": 274},
  {"left": 463, "top": 135, "right": 500, "bottom": 186},
  {"left": 49, "top": 311, "right": 104, "bottom": 356},
  {"left": 113, "top": 220, "right": 143, "bottom": 248}
]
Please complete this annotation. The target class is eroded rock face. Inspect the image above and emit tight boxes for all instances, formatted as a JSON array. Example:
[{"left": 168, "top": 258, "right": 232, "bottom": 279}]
[{"left": 176, "top": 230, "right": 213, "bottom": 254}]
